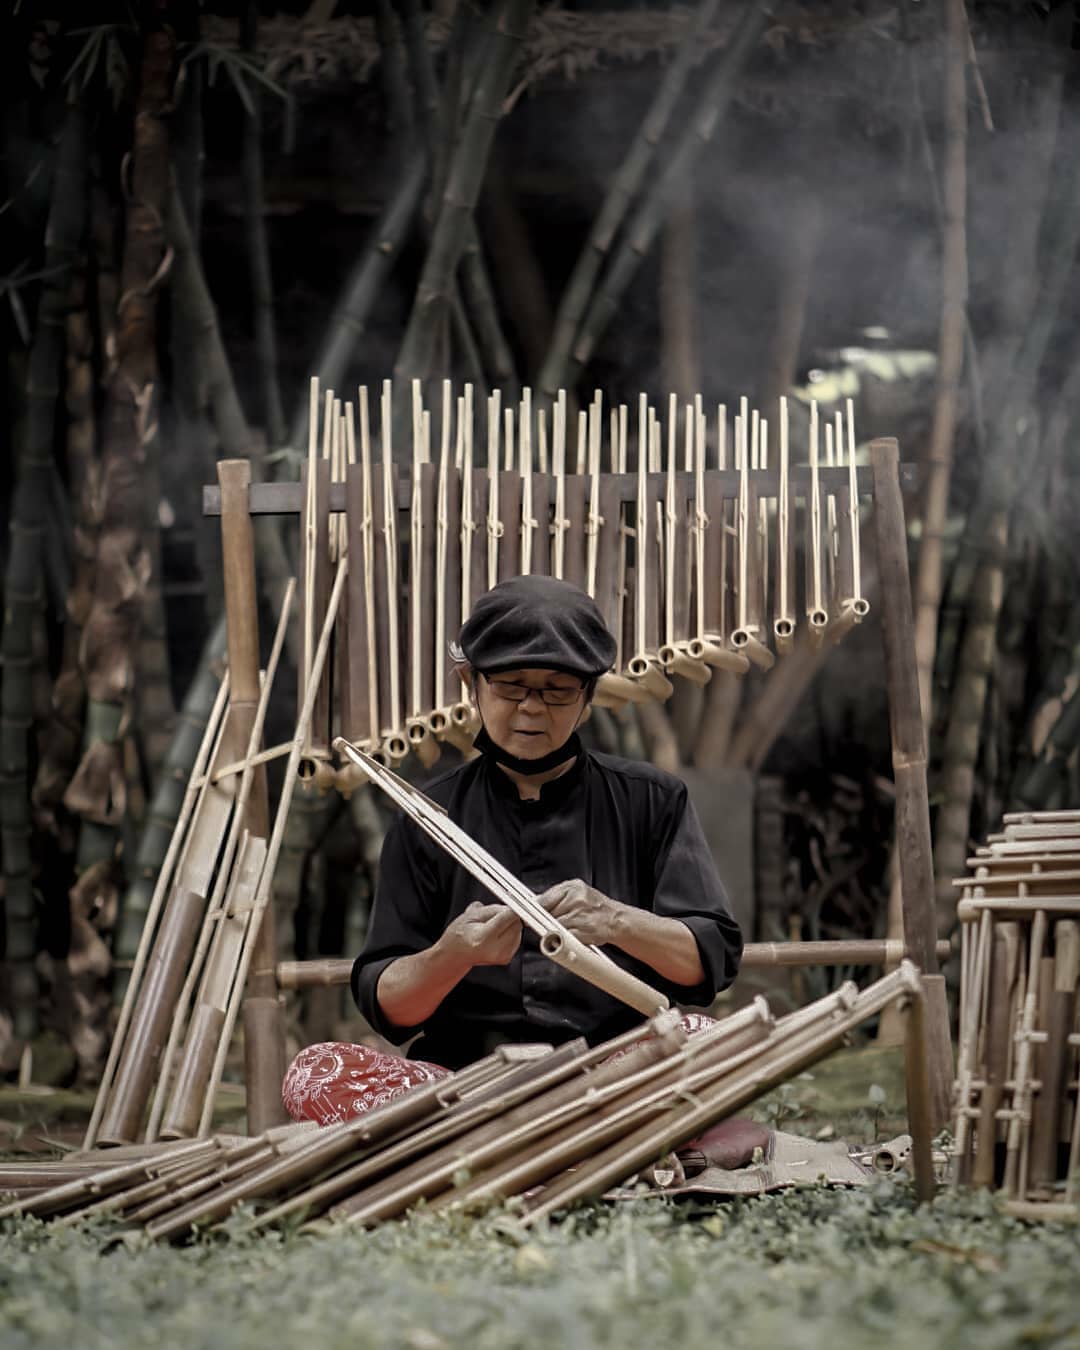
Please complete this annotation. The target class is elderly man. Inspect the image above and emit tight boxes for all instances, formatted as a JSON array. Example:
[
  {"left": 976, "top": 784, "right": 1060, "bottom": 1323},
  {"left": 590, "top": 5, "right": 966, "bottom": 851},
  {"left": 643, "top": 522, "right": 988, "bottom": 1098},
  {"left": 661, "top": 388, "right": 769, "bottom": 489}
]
[{"left": 283, "top": 575, "right": 741, "bottom": 1123}]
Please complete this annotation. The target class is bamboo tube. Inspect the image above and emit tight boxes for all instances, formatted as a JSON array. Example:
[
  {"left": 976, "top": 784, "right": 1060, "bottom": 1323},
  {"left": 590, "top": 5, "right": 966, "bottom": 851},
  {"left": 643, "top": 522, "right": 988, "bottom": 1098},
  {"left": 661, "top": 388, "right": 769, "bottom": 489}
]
[
  {"left": 846, "top": 397, "right": 868, "bottom": 617},
  {"left": 97, "top": 723, "right": 237, "bottom": 1146},
  {"left": 521, "top": 965, "right": 929, "bottom": 1225},
  {"left": 431, "top": 385, "right": 460, "bottom": 734},
  {"left": 774, "top": 395, "right": 796, "bottom": 652},
  {"left": 805, "top": 401, "right": 828, "bottom": 643},
  {"left": 730, "top": 406, "right": 774, "bottom": 670},
  {"left": 902, "top": 981, "right": 937, "bottom": 1204},
  {"left": 520, "top": 387, "right": 536, "bottom": 574},
  {"left": 275, "top": 937, "right": 952, "bottom": 990},
  {"left": 973, "top": 921, "right": 1022, "bottom": 1188},
  {"left": 406, "top": 387, "right": 430, "bottom": 752},
  {"left": 341, "top": 397, "right": 377, "bottom": 747},
  {"left": 1030, "top": 920, "right": 1079, "bottom": 1189},
  {"left": 0, "top": 1138, "right": 221, "bottom": 1222},
  {"left": 379, "top": 381, "right": 407, "bottom": 762},
  {"left": 408, "top": 417, "right": 438, "bottom": 758},
  {"left": 145, "top": 580, "right": 296, "bottom": 1140},
  {"left": 951, "top": 906, "right": 992, "bottom": 1185},
  {"left": 551, "top": 392, "right": 568, "bottom": 579},
  {"left": 331, "top": 1022, "right": 693, "bottom": 1227},
  {"left": 502, "top": 995, "right": 858, "bottom": 1223},
  {"left": 159, "top": 835, "right": 268, "bottom": 1139},
  {"left": 196, "top": 558, "right": 349, "bottom": 1140},
  {"left": 585, "top": 391, "right": 603, "bottom": 598},
  {"left": 486, "top": 391, "right": 502, "bottom": 586},
  {"left": 498, "top": 456, "right": 522, "bottom": 582},
  {"left": 237, "top": 1043, "right": 597, "bottom": 1235},
  {"left": 299, "top": 416, "right": 332, "bottom": 763},
  {"left": 958, "top": 896, "right": 1080, "bottom": 919},
  {"left": 626, "top": 397, "right": 673, "bottom": 700},
  {"left": 434, "top": 1004, "right": 780, "bottom": 1213},
  {"left": 659, "top": 403, "right": 709, "bottom": 686},
  {"left": 83, "top": 671, "right": 231, "bottom": 1150},
  {"left": 1004, "top": 909, "right": 1048, "bottom": 1196}
]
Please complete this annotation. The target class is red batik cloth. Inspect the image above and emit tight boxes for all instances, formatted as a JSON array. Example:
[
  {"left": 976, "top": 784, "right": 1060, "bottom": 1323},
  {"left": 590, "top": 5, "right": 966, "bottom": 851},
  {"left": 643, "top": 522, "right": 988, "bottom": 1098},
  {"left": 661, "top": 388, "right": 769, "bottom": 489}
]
[
  {"left": 282, "top": 1041, "right": 451, "bottom": 1127},
  {"left": 282, "top": 1013, "right": 719, "bottom": 1128}
]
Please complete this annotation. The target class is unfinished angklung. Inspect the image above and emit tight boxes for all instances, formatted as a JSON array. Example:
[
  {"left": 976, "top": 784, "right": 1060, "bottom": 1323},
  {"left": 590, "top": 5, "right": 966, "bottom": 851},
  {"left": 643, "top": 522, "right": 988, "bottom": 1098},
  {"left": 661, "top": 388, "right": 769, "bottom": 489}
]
[{"left": 951, "top": 810, "right": 1080, "bottom": 1221}]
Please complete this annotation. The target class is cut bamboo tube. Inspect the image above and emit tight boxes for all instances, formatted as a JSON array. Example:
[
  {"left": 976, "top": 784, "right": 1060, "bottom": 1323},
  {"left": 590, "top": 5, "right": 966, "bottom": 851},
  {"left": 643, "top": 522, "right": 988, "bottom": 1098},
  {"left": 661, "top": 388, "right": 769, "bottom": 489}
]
[
  {"left": 83, "top": 671, "right": 231, "bottom": 1150},
  {"left": 196, "top": 557, "right": 349, "bottom": 1139}
]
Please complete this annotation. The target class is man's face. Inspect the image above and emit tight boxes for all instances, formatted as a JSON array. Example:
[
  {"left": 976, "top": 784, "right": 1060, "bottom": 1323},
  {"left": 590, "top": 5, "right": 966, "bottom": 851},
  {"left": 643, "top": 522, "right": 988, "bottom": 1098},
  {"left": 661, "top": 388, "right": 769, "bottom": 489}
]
[{"left": 473, "top": 668, "right": 587, "bottom": 760}]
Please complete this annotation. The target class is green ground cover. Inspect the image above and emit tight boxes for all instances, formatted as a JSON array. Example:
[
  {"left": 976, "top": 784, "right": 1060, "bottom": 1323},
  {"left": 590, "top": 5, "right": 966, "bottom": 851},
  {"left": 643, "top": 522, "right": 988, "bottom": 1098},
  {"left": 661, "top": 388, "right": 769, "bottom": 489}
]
[
  {"left": 3, "top": 1187, "right": 1079, "bottom": 1350},
  {"left": 2, "top": 1046, "right": 1078, "bottom": 1350}
]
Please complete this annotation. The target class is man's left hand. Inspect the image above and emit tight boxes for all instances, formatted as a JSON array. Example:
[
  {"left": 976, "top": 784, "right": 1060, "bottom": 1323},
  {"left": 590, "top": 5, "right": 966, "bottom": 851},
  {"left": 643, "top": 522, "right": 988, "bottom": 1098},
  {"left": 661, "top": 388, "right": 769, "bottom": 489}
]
[{"left": 537, "top": 879, "right": 623, "bottom": 947}]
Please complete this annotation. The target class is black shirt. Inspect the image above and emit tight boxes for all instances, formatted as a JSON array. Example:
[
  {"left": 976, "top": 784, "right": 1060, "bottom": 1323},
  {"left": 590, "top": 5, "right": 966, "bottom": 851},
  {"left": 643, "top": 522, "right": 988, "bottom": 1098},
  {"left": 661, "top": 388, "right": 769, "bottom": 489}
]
[{"left": 351, "top": 749, "right": 743, "bottom": 1070}]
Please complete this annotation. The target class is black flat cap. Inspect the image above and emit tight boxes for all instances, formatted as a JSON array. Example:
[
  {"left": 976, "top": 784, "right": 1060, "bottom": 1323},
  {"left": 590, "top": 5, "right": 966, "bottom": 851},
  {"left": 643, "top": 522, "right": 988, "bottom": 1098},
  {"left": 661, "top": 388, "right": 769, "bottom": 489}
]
[{"left": 457, "top": 575, "right": 617, "bottom": 679}]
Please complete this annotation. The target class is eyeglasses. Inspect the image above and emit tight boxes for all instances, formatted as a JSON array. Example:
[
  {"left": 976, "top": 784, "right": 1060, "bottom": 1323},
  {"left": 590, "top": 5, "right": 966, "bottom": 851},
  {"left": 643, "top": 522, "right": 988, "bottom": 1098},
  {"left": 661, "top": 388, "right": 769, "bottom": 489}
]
[{"left": 481, "top": 674, "right": 586, "bottom": 707}]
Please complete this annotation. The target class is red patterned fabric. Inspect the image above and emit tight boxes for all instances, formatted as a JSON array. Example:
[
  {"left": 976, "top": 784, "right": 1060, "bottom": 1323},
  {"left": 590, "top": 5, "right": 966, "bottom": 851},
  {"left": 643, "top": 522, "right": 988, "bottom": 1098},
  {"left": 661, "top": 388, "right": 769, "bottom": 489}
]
[
  {"left": 282, "top": 1041, "right": 451, "bottom": 1127},
  {"left": 282, "top": 1013, "right": 718, "bottom": 1128}
]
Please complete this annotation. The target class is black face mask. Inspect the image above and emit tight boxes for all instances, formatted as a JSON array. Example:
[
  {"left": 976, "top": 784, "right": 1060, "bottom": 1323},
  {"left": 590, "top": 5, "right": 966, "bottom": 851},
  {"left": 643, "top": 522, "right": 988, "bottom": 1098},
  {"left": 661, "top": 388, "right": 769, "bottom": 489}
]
[{"left": 473, "top": 726, "right": 583, "bottom": 775}]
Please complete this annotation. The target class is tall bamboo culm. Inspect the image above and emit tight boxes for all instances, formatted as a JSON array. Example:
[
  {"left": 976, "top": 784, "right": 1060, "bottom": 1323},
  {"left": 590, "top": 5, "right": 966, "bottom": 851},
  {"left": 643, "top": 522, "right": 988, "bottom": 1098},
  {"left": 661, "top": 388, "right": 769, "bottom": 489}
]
[
  {"left": 0, "top": 104, "right": 88, "bottom": 1042},
  {"left": 69, "top": 7, "right": 178, "bottom": 952}
]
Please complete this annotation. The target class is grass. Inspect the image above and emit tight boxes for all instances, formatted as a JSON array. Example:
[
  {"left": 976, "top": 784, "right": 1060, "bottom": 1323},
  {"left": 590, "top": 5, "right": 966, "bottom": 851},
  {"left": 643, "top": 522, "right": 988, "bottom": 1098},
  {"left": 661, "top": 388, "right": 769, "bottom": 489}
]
[
  {"left": 3, "top": 1188, "right": 1080, "bottom": 1350},
  {"left": 2, "top": 1044, "right": 1079, "bottom": 1350}
]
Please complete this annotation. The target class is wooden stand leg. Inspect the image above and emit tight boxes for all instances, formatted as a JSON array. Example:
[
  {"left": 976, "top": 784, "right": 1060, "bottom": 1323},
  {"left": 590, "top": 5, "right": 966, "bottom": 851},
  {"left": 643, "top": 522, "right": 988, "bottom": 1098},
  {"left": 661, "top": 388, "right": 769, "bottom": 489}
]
[
  {"left": 903, "top": 982, "right": 938, "bottom": 1204},
  {"left": 218, "top": 460, "right": 288, "bottom": 1133},
  {"left": 870, "top": 439, "right": 953, "bottom": 1129}
]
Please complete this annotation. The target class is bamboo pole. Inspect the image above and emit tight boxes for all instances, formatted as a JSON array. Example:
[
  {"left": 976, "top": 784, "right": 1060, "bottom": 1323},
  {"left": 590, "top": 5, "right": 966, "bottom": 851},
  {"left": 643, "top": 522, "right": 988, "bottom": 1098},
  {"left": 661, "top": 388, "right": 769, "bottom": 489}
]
[
  {"left": 274, "top": 938, "right": 953, "bottom": 990},
  {"left": 151, "top": 581, "right": 294, "bottom": 1139},
  {"left": 83, "top": 672, "right": 231, "bottom": 1150},
  {"left": 869, "top": 437, "right": 952, "bottom": 1129},
  {"left": 537, "top": 0, "right": 765, "bottom": 400},
  {"left": 197, "top": 558, "right": 349, "bottom": 1139},
  {"left": 217, "top": 459, "right": 287, "bottom": 1134}
]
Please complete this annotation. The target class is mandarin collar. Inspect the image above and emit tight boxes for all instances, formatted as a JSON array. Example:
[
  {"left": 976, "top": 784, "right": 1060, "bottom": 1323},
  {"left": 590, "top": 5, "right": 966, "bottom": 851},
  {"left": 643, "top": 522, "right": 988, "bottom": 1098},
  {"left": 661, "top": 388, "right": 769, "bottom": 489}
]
[{"left": 484, "top": 746, "right": 589, "bottom": 807}]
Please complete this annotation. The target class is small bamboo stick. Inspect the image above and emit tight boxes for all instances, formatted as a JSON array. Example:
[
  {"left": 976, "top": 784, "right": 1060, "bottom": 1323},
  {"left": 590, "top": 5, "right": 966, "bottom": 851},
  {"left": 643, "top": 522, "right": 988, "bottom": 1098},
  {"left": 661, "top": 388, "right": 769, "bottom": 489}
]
[{"left": 552, "top": 395, "right": 567, "bottom": 579}]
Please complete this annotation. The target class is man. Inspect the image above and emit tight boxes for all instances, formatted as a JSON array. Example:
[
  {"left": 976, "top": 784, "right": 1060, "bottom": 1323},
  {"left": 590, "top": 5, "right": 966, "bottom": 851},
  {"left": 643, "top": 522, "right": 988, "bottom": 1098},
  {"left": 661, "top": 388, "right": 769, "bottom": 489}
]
[{"left": 351, "top": 574, "right": 742, "bottom": 1071}]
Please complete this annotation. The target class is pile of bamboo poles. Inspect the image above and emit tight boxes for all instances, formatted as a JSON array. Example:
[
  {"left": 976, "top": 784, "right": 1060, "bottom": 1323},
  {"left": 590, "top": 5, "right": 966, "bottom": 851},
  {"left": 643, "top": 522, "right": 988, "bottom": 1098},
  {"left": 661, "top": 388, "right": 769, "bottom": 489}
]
[
  {"left": 951, "top": 809, "right": 1080, "bottom": 1220},
  {"left": 0, "top": 962, "right": 935, "bottom": 1238},
  {"left": 81, "top": 544, "right": 348, "bottom": 1150},
  {"left": 285, "top": 377, "right": 871, "bottom": 781}
]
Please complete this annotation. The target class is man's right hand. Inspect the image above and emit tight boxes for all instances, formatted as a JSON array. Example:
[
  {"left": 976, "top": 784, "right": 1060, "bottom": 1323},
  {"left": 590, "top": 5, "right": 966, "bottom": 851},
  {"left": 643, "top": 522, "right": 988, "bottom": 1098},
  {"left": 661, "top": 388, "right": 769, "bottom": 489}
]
[{"left": 440, "top": 901, "right": 522, "bottom": 968}]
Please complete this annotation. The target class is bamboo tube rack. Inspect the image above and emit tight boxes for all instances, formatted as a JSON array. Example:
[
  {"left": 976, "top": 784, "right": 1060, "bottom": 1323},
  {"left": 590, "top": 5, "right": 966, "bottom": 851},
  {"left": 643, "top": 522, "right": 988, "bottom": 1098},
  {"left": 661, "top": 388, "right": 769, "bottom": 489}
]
[{"left": 951, "top": 811, "right": 1080, "bottom": 1216}]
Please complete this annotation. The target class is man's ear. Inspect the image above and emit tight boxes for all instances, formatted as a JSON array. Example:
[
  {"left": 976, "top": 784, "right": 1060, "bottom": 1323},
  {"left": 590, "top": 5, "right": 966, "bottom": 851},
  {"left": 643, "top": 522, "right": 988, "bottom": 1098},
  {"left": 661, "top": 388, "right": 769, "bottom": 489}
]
[{"left": 459, "top": 664, "right": 474, "bottom": 693}]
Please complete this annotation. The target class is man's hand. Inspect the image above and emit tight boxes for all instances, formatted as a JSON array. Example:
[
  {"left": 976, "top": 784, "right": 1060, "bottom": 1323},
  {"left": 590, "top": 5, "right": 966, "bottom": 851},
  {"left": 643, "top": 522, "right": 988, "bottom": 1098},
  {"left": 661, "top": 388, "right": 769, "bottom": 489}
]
[
  {"left": 440, "top": 901, "right": 523, "bottom": 967},
  {"left": 537, "top": 879, "right": 623, "bottom": 947}
]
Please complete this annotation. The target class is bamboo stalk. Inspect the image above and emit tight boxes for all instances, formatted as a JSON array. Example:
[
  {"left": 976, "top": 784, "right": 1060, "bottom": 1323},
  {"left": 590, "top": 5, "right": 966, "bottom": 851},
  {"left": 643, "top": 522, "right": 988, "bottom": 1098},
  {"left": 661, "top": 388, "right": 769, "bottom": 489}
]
[
  {"left": 84, "top": 672, "right": 231, "bottom": 1150},
  {"left": 558, "top": 1, "right": 766, "bottom": 391},
  {"left": 537, "top": 0, "right": 758, "bottom": 402},
  {"left": 197, "top": 558, "right": 349, "bottom": 1139},
  {"left": 1, "top": 104, "right": 84, "bottom": 1038},
  {"left": 151, "top": 581, "right": 293, "bottom": 1139},
  {"left": 395, "top": 0, "right": 533, "bottom": 386}
]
